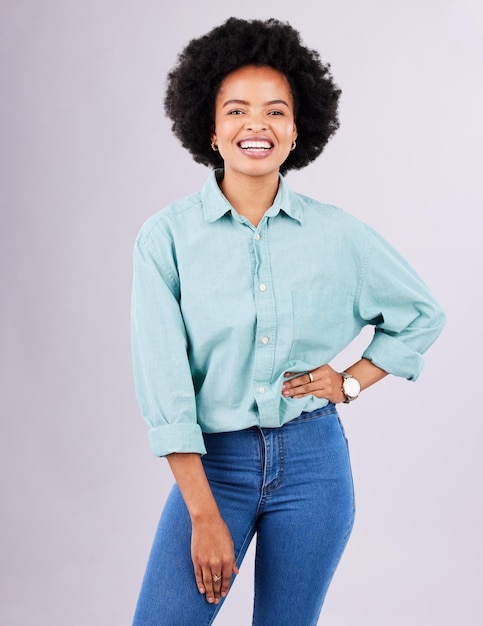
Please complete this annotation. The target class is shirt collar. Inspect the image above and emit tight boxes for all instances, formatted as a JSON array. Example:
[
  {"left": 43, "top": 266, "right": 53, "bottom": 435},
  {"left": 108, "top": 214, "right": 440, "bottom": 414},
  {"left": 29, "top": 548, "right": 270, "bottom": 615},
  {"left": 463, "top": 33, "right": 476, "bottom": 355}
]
[{"left": 201, "top": 169, "right": 304, "bottom": 225}]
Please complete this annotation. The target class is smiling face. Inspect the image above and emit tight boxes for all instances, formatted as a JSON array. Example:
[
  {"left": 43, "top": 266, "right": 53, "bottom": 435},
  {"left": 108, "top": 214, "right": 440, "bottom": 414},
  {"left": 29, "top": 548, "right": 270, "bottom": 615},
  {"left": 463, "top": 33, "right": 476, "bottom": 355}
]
[{"left": 211, "top": 65, "right": 298, "bottom": 183}]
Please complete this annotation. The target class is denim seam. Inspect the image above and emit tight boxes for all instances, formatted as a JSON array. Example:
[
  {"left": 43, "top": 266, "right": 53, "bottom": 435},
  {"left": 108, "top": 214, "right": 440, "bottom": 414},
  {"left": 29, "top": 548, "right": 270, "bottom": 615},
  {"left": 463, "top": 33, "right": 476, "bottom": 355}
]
[
  {"left": 325, "top": 506, "right": 356, "bottom": 586},
  {"left": 256, "top": 427, "right": 286, "bottom": 499},
  {"left": 204, "top": 603, "right": 221, "bottom": 626},
  {"left": 235, "top": 520, "right": 257, "bottom": 567}
]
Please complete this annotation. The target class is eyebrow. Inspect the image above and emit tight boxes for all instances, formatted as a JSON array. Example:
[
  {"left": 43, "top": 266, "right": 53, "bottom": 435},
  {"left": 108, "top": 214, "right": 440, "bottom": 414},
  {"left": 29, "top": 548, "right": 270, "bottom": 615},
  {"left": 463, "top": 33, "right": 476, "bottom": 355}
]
[{"left": 222, "top": 99, "right": 290, "bottom": 108}]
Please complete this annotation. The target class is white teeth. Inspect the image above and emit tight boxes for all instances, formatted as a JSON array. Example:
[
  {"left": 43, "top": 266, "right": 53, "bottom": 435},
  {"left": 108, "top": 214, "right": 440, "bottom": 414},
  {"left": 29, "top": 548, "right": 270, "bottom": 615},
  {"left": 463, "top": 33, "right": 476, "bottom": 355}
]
[{"left": 239, "top": 140, "right": 272, "bottom": 149}]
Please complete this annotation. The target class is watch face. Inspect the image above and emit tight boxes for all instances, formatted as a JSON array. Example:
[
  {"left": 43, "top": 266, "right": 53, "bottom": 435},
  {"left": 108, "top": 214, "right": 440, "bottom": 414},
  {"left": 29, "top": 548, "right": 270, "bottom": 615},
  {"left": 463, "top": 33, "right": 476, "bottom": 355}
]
[{"left": 344, "top": 377, "right": 360, "bottom": 398}]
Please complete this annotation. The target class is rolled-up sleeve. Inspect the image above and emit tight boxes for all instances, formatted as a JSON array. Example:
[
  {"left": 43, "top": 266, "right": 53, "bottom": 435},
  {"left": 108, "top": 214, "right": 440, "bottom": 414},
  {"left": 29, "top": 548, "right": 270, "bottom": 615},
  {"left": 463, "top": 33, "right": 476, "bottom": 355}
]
[
  {"left": 131, "top": 225, "right": 206, "bottom": 456},
  {"left": 358, "top": 226, "right": 445, "bottom": 380}
]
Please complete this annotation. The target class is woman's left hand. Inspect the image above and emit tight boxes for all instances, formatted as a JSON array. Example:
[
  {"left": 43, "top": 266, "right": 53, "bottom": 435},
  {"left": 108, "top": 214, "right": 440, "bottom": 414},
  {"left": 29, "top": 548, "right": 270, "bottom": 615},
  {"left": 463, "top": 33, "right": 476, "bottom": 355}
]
[{"left": 282, "top": 364, "right": 346, "bottom": 404}]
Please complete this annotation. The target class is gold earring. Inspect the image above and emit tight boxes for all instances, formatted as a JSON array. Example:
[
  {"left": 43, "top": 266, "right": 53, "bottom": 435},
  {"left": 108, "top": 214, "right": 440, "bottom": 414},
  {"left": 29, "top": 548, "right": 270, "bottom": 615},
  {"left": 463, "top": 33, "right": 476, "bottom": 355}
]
[
  {"left": 291, "top": 140, "right": 296, "bottom": 151},
  {"left": 211, "top": 140, "right": 218, "bottom": 152}
]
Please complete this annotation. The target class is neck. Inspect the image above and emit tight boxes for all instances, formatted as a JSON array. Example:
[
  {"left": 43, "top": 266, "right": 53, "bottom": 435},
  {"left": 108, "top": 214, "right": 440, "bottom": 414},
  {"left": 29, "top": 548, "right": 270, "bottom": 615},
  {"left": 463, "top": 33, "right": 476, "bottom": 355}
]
[{"left": 219, "top": 170, "right": 280, "bottom": 227}]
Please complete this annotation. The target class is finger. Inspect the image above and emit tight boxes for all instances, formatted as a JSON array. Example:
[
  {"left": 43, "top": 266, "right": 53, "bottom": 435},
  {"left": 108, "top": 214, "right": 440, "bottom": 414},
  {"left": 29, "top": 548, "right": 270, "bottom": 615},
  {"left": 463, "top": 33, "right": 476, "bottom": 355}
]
[
  {"left": 283, "top": 371, "right": 314, "bottom": 388},
  {"left": 282, "top": 379, "right": 313, "bottom": 397},
  {"left": 220, "top": 563, "right": 235, "bottom": 598},
  {"left": 282, "top": 376, "right": 301, "bottom": 390},
  {"left": 202, "top": 567, "right": 216, "bottom": 604},
  {"left": 284, "top": 379, "right": 332, "bottom": 399},
  {"left": 211, "top": 570, "right": 223, "bottom": 602},
  {"left": 194, "top": 566, "right": 205, "bottom": 594},
  {"left": 289, "top": 391, "right": 315, "bottom": 398},
  {"left": 283, "top": 386, "right": 308, "bottom": 397},
  {"left": 283, "top": 371, "right": 304, "bottom": 381}
]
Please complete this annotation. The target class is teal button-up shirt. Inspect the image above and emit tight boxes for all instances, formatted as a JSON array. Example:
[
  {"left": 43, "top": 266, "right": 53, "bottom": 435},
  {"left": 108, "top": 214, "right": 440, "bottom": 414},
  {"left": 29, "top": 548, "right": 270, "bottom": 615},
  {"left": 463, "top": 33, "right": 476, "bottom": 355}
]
[{"left": 132, "top": 171, "right": 445, "bottom": 456}]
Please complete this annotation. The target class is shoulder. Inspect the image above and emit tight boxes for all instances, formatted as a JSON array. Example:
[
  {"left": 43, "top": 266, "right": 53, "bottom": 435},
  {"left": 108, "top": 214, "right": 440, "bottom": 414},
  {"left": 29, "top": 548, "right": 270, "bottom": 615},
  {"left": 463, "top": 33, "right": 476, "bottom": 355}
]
[
  {"left": 136, "top": 190, "right": 203, "bottom": 246},
  {"left": 291, "top": 189, "right": 370, "bottom": 235}
]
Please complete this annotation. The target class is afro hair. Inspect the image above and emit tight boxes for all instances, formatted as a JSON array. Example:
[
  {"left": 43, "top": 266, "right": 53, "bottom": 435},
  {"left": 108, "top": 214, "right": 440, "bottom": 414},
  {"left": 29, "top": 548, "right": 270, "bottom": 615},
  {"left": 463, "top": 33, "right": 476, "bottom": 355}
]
[{"left": 164, "top": 17, "right": 341, "bottom": 174}]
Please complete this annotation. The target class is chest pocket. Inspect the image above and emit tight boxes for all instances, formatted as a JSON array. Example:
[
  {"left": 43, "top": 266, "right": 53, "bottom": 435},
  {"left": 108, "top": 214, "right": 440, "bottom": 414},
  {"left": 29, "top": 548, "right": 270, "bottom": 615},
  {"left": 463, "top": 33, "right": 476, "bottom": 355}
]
[{"left": 289, "top": 287, "right": 353, "bottom": 361}]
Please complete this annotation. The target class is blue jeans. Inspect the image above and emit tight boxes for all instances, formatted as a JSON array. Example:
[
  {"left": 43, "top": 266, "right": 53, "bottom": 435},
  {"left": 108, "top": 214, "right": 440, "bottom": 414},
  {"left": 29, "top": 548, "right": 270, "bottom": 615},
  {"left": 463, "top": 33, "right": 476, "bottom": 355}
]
[{"left": 133, "top": 404, "right": 355, "bottom": 625}]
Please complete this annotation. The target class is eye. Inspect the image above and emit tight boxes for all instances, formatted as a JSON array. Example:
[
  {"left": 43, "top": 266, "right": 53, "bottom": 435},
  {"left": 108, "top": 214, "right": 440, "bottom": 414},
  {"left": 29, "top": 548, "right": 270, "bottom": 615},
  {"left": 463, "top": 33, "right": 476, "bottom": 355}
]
[
  {"left": 228, "top": 109, "right": 244, "bottom": 115},
  {"left": 268, "top": 110, "right": 284, "bottom": 116}
]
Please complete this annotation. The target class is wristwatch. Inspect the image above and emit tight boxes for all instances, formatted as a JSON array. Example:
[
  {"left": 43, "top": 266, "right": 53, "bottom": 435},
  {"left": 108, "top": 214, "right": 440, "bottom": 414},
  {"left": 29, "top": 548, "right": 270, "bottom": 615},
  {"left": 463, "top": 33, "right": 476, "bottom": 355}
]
[{"left": 340, "top": 372, "right": 361, "bottom": 403}]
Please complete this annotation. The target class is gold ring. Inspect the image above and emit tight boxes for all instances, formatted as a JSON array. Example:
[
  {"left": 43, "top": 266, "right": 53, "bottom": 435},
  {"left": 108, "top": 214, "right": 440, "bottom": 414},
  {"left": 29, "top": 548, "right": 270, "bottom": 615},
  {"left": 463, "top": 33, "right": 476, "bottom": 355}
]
[
  {"left": 212, "top": 574, "right": 222, "bottom": 583},
  {"left": 308, "top": 372, "right": 314, "bottom": 383}
]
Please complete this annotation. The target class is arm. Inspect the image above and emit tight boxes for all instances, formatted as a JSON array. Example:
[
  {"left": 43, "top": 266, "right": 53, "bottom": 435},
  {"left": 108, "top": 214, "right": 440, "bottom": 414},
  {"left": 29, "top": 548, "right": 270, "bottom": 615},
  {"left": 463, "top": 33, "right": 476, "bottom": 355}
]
[
  {"left": 283, "top": 224, "right": 444, "bottom": 401},
  {"left": 133, "top": 229, "right": 238, "bottom": 602},
  {"left": 167, "top": 453, "right": 239, "bottom": 604},
  {"left": 357, "top": 225, "right": 446, "bottom": 381},
  {"left": 132, "top": 230, "right": 206, "bottom": 456}
]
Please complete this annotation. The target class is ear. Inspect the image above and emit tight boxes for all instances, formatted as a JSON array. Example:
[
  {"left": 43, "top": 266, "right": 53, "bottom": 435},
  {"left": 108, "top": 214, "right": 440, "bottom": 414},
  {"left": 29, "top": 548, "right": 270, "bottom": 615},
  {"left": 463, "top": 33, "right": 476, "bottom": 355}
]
[
  {"left": 292, "top": 121, "right": 298, "bottom": 143},
  {"left": 210, "top": 122, "right": 216, "bottom": 143}
]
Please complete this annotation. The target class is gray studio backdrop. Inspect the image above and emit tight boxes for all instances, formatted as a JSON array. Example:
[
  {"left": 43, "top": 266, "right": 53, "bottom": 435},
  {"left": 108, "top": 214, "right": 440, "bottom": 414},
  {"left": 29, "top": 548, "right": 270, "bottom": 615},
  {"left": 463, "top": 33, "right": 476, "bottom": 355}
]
[{"left": 1, "top": 1, "right": 482, "bottom": 624}]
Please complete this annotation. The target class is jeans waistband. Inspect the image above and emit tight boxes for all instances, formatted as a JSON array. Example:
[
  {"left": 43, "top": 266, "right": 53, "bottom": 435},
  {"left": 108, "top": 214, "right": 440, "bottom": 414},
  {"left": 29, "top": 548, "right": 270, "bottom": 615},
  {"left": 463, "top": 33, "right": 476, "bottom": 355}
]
[{"left": 288, "top": 402, "right": 338, "bottom": 425}]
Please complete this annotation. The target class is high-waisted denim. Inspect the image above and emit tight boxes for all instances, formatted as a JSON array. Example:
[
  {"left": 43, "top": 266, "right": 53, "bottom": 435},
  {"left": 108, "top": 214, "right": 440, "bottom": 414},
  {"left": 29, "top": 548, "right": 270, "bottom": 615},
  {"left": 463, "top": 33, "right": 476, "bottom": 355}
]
[{"left": 133, "top": 404, "right": 355, "bottom": 626}]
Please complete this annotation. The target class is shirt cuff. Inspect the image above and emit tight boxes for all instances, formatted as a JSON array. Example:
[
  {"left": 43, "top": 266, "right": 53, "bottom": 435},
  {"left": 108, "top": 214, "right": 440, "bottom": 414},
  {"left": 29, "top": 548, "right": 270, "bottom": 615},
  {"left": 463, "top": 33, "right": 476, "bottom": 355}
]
[
  {"left": 362, "top": 331, "right": 425, "bottom": 381},
  {"left": 148, "top": 422, "right": 207, "bottom": 457}
]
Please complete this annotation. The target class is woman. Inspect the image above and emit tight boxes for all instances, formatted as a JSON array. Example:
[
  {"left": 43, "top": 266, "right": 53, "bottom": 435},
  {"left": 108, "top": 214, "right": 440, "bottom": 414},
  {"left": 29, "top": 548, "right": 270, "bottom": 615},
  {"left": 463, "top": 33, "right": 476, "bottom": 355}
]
[{"left": 131, "top": 17, "right": 445, "bottom": 625}]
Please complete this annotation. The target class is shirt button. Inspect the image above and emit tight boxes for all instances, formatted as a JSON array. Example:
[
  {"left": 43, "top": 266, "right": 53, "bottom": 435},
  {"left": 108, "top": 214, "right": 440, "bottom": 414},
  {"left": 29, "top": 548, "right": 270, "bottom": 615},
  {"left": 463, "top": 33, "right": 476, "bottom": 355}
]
[
  {"left": 261, "top": 336, "right": 269, "bottom": 344},
  {"left": 259, "top": 284, "right": 266, "bottom": 292},
  {"left": 258, "top": 386, "right": 266, "bottom": 394},
  {"left": 254, "top": 233, "right": 260, "bottom": 240}
]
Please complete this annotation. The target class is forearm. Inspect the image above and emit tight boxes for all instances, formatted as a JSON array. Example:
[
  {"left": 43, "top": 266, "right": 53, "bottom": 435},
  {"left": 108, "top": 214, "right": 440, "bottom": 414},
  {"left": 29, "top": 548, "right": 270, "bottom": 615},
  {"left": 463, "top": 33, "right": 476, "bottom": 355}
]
[
  {"left": 343, "top": 357, "right": 388, "bottom": 392},
  {"left": 167, "top": 452, "right": 221, "bottom": 523}
]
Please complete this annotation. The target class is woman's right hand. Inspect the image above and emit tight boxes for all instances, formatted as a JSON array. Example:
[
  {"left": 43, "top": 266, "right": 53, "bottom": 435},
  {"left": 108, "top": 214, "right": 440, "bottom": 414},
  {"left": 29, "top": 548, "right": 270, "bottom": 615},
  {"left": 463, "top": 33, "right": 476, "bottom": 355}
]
[{"left": 191, "top": 515, "right": 239, "bottom": 604}]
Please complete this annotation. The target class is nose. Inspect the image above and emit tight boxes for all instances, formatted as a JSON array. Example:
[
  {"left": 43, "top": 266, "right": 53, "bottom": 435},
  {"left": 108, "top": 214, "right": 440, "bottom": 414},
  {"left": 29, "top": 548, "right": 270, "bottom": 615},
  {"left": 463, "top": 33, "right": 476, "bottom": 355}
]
[{"left": 245, "top": 112, "right": 267, "bottom": 131}]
